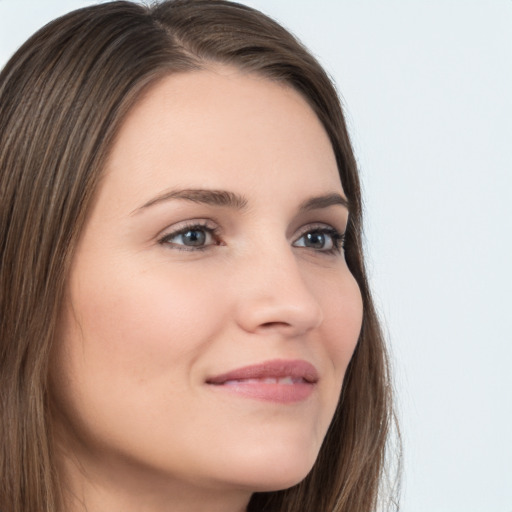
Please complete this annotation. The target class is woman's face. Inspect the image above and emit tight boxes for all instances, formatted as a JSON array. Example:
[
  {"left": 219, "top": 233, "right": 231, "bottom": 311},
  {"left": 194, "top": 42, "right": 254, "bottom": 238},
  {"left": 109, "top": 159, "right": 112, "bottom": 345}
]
[{"left": 51, "top": 67, "right": 363, "bottom": 508}]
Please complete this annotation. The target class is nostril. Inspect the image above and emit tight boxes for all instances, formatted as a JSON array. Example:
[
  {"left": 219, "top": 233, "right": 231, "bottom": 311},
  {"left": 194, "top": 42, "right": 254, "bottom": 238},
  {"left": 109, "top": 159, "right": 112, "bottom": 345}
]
[{"left": 260, "top": 321, "right": 289, "bottom": 329}]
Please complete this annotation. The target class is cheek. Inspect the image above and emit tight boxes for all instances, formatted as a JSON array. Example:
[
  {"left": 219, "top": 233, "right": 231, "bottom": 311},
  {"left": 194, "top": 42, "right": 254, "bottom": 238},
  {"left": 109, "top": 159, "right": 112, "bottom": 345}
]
[
  {"left": 319, "top": 270, "right": 363, "bottom": 382},
  {"left": 55, "top": 263, "right": 227, "bottom": 402},
  {"left": 50, "top": 265, "right": 229, "bottom": 462}
]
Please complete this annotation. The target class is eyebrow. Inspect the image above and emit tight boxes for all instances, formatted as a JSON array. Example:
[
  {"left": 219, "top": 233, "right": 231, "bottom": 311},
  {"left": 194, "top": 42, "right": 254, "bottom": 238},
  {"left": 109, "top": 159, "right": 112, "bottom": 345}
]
[
  {"left": 132, "top": 188, "right": 248, "bottom": 214},
  {"left": 298, "top": 193, "right": 350, "bottom": 213},
  {"left": 132, "top": 188, "right": 349, "bottom": 214}
]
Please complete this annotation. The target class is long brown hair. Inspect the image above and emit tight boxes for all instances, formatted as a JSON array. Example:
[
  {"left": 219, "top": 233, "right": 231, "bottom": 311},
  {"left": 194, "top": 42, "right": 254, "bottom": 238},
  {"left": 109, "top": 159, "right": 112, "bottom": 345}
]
[{"left": 0, "top": 1, "right": 399, "bottom": 510}]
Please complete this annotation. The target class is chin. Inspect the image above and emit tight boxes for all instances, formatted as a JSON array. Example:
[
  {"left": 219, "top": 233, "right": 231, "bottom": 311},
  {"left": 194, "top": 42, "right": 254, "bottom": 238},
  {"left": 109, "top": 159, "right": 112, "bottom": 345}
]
[
  {"left": 240, "top": 463, "right": 315, "bottom": 493},
  {"left": 217, "top": 441, "right": 320, "bottom": 493},
  {"left": 250, "top": 470, "right": 313, "bottom": 493}
]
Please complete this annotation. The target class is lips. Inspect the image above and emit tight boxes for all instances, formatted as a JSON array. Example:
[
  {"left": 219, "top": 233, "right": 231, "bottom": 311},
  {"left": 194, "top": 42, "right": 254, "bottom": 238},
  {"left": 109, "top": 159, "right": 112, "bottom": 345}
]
[{"left": 206, "top": 359, "right": 318, "bottom": 403}]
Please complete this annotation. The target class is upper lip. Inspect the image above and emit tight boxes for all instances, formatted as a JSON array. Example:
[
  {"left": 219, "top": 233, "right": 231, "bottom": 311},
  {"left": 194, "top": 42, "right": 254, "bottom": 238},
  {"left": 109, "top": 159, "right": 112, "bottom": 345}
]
[{"left": 206, "top": 359, "right": 319, "bottom": 384}]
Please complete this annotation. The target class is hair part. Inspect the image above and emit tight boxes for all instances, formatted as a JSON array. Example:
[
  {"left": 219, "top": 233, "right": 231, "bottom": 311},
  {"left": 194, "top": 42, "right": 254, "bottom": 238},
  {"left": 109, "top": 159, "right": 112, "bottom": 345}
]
[{"left": 0, "top": 2, "right": 399, "bottom": 511}]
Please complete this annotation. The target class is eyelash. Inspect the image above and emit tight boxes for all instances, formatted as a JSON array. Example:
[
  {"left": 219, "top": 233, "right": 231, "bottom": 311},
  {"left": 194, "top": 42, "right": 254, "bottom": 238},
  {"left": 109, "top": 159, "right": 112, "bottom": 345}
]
[
  {"left": 158, "top": 221, "right": 222, "bottom": 252},
  {"left": 295, "top": 225, "right": 346, "bottom": 255},
  {"left": 158, "top": 222, "right": 346, "bottom": 255}
]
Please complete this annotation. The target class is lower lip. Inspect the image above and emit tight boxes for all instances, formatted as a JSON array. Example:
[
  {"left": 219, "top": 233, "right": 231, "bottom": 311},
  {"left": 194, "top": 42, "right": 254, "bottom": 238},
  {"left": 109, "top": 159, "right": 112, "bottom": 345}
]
[{"left": 207, "top": 380, "right": 315, "bottom": 404}]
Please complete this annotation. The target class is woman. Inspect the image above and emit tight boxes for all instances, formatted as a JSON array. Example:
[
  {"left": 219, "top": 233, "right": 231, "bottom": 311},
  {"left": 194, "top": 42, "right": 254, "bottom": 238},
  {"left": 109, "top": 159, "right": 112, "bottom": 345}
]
[{"left": 0, "top": 1, "right": 397, "bottom": 511}]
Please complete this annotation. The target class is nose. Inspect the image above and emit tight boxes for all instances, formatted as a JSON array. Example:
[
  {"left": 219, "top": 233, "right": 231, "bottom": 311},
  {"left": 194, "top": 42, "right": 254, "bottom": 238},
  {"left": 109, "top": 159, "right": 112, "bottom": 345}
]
[{"left": 233, "top": 245, "right": 324, "bottom": 337}]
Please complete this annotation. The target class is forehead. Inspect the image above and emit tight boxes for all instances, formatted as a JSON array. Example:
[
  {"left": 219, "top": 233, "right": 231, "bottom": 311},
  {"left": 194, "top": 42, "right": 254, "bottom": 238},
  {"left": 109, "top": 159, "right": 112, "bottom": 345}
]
[{"left": 101, "top": 67, "right": 342, "bottom": 209}]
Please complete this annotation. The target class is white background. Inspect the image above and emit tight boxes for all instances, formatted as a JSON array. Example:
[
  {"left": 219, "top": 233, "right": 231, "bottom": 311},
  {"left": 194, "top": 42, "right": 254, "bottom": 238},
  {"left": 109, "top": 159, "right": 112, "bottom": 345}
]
[{"left": 1, "top": 1, "right": 511, "bottom": 511}]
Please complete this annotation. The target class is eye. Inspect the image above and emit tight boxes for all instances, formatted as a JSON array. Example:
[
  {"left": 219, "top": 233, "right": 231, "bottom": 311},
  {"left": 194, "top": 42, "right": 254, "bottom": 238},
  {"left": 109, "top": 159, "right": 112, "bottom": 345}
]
[
  {"left": 293, "top": 227, "right": 345, "bottom": 253},
  {"left": 158, "top": 222, "right": 220, "bottom": 251}
]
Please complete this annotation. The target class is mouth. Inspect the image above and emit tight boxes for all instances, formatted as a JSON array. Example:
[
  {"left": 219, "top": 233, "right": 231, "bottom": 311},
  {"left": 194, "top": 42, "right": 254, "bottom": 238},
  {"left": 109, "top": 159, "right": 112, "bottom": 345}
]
[{"left": 205, "top": 359, "right": 318, "bottom": 404}]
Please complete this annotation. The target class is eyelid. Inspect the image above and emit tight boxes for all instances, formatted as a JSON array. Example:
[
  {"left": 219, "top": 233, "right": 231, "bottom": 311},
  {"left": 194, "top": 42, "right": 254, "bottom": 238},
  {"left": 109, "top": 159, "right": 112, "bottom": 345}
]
[
  {"left": 157, "top": 219, "right": 221, "bottom": 251},
  {"left": 292, "top": 223, "right": 346, "bottom": 253},
  {"left": 293, "top": 222, "right": 345, "bottom": 239}
]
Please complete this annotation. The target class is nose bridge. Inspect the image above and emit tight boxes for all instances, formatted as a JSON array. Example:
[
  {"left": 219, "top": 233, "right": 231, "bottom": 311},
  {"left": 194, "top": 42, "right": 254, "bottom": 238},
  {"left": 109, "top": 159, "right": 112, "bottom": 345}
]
[{"left": 234, "top": 238, "right": 323, "bottom": 336}]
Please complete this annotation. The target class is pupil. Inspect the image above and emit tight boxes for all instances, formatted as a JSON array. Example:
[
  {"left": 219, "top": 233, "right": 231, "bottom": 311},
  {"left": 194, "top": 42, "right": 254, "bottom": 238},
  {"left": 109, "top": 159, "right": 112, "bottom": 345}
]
[
  {"left": 306, "top": 232, "right": 325, "bottom": 248},
  {"left": 183, "top": 230, "right": 205, "bottom": 246}
]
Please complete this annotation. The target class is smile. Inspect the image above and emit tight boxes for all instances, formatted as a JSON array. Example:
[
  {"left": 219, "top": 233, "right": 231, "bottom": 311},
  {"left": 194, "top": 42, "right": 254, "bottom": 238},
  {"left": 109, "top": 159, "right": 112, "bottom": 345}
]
[
  {"left": 223, "top": 376, "right": 306, "bottom": 385},
  {"left": 206, "top": 359, "right": 318, "bottom": 404}
]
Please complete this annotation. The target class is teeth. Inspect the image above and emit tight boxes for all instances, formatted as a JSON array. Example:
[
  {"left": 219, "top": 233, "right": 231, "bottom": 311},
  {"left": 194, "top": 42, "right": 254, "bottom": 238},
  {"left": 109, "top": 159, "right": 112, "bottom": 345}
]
[{"left": 222, "top": 377, "right": 302, "bottom": 386}]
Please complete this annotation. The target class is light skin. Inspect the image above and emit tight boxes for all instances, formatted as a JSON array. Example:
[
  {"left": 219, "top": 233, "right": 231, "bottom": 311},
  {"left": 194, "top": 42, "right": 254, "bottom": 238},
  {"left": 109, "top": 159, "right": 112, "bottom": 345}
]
[{"left": 50, "top": 66, "right": 363, "bottom": 512}]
